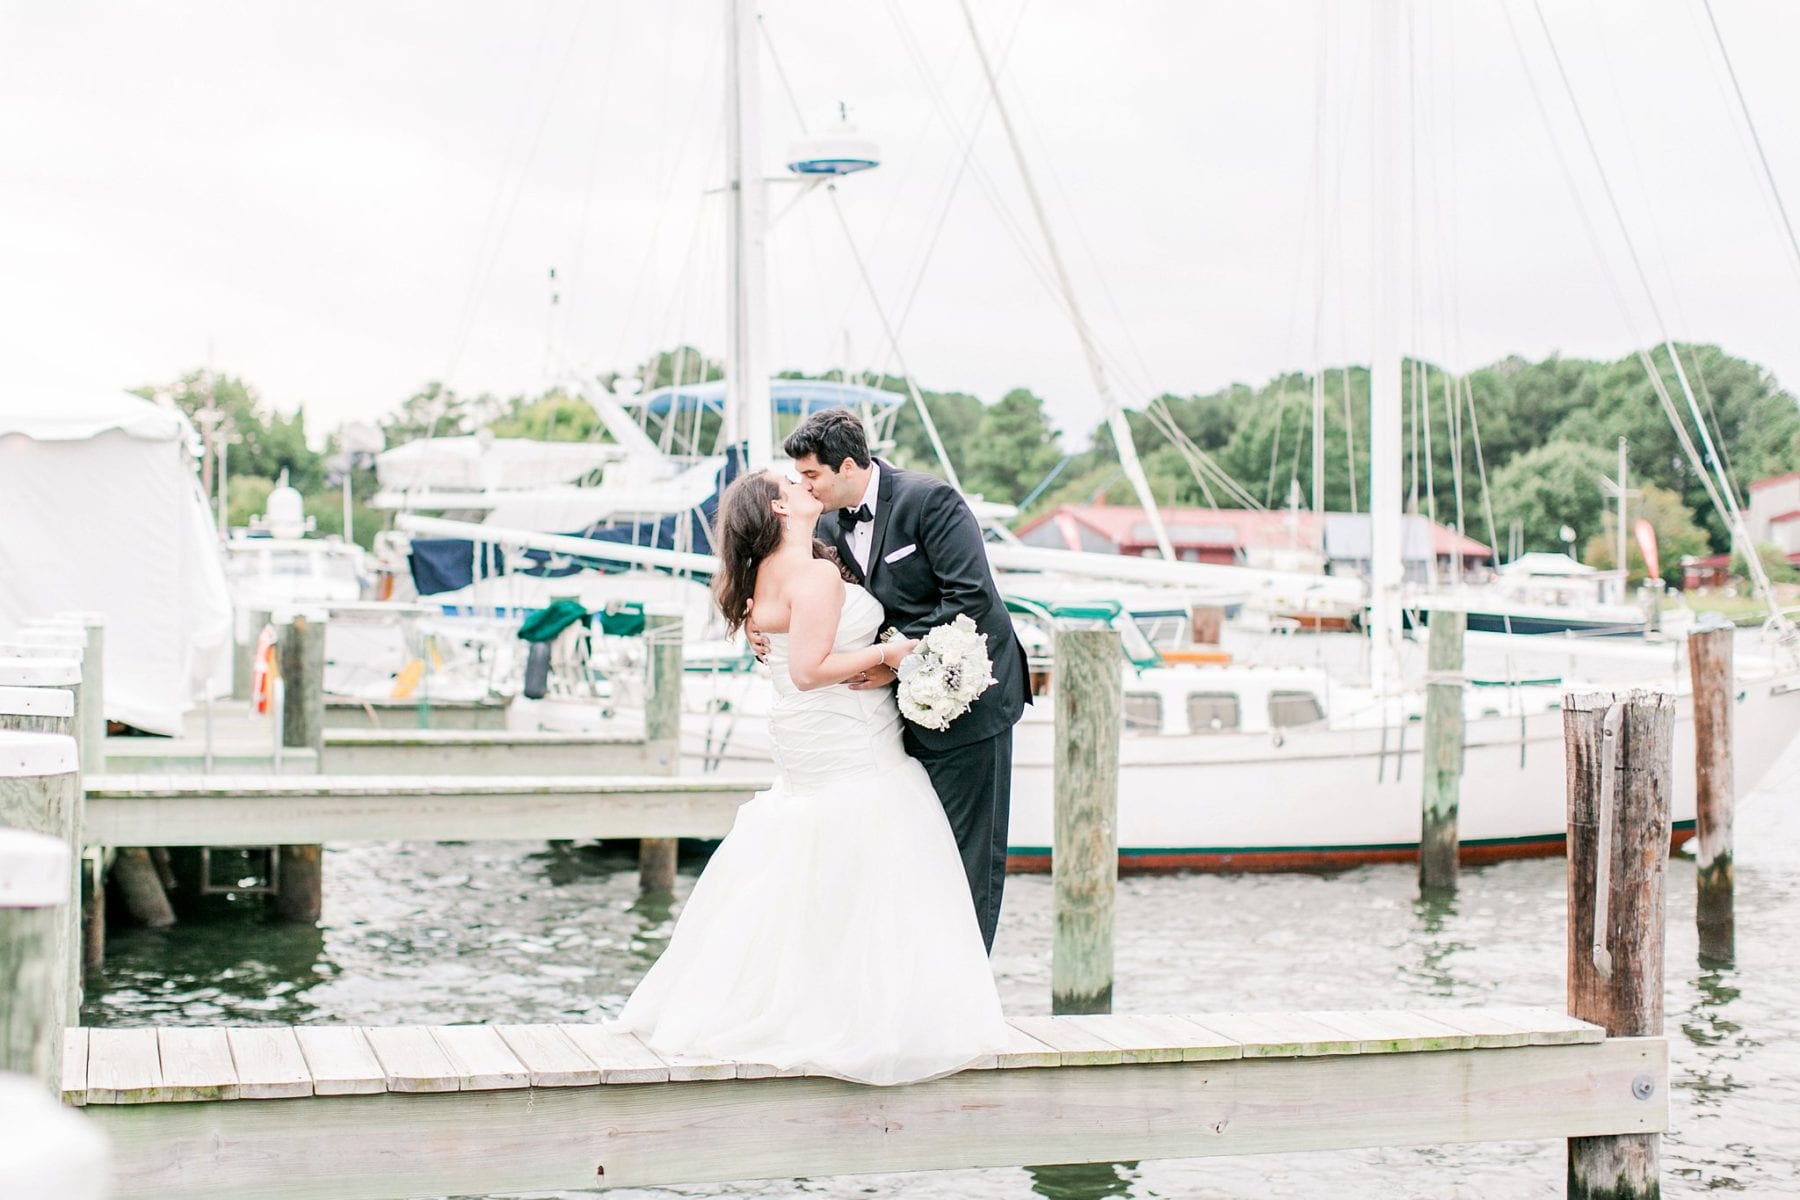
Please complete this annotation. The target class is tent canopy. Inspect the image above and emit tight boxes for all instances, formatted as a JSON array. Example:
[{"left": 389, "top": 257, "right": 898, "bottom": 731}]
[{"left": 0, "top": 393, "right": 231, "bottom": 735}]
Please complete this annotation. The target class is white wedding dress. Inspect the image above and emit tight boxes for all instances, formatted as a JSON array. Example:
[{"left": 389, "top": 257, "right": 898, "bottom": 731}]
[{"left": 611, "top": 584, "right": 1008, "bottom": 1085}]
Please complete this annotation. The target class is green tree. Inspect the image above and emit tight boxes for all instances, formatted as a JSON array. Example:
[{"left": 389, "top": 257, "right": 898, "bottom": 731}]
[
  {"left": 963, "top": 388, "right": 1062, "bottom": 503},
  {"left": 132, "top": 370, "right": 323, "bottom": 490},
  {"left": 1490, "top": 439, "right": 1614, "bottom": 555},
  {"left": 1581, "top": 483, "right": 1712, "bottom": 587},
  {"left": 1730, "top": 542, "right": 1800, "bottom": 585},
  {"left": 382, "top": 381, "right": 492, "bottom": 446},
  {"left": 489, "top": 390, "right": 606, "bottom": 442}
]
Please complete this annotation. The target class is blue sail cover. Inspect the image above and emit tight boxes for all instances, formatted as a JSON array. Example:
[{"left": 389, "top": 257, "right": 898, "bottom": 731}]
[
  {"left": 639, "top": 378, "right": 904, "bottom": 417},
  {"left": 408, "top": 448, "right": 744, "bottom": 596}
]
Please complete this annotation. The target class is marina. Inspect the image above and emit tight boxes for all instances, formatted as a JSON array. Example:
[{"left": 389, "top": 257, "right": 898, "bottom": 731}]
[{"left": 7, "top": 2, "right": 1800, "bottom": 1197}]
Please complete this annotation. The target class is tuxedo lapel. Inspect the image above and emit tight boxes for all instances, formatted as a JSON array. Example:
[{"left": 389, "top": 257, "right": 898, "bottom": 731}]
[
  {"left": 831, "top": 524, "right": 865, "bottom": 584},
  {"left": 863, "top": 460, "right": 900, "bottom": 586}
]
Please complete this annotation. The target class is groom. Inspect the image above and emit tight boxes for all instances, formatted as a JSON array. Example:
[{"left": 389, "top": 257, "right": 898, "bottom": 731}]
[{"left": 778, "top": 408, "right": 1030, "bottom": 953}]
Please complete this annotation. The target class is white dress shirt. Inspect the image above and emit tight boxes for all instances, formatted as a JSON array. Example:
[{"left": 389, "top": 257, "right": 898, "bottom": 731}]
[{"left": 846, "top": 462, "right": 881, "bottom": 573}]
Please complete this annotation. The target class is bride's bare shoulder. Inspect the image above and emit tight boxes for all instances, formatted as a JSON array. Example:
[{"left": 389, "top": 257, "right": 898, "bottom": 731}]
[{"left": 787, "top": 557, "right": 845, "bottom": 602}]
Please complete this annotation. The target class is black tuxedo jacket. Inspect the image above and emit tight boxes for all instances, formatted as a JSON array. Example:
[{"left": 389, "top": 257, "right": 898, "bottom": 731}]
[{"left": 829, "top": 459, "right": 1030, "bottom": 751}]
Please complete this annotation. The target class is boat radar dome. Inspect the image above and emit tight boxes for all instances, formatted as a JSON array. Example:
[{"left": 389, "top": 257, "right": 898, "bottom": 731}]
[
  {"left": 785, "top": 122, "right": 879, "bottom": 178},
  {"left": 256, "top": 484, "right": 313, "bottom": 540}
]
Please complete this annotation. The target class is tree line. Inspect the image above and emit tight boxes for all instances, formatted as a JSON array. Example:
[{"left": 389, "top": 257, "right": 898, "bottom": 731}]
[{"left": 137, "top": 341, "right": 1800, "bottom": 586}]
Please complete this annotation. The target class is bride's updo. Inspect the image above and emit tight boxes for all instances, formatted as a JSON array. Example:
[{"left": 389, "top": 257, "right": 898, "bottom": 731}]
[{"left": 712, "top": 470, "right": 852, "bottom": 637}]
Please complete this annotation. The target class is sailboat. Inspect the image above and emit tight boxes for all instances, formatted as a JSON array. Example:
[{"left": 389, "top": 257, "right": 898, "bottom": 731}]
[{"left": 395, "top": 1, "right": 1800, "bottom": 870}]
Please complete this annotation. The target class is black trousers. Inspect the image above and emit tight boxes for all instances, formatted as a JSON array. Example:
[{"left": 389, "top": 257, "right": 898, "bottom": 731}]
[{"left": 906, "top": 728, "right": 1012, "bottom": 953}]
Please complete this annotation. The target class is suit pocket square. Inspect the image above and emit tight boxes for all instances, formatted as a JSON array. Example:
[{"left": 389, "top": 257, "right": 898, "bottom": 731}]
[{"left": 883, "top": 543, "right": 918, "bottom": 565}]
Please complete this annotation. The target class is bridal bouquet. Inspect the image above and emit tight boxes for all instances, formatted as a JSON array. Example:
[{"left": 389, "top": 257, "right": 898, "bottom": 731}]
[{"left": 886, "top": 614, "right": 996, "bottom": 731}]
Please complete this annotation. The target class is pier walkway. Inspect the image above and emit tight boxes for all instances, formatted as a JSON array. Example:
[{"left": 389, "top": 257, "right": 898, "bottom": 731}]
[
  {"left": 82, "top": 773, "right": 769, "bottom": 845},
  {"left": 64, "top": 1007, "right": 1665, "bottom": 1199}
]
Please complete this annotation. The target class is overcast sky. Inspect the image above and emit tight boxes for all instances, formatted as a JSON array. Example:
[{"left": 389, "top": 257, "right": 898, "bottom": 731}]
[{"left": 5, "top": 1, "right": 1799, "bottom": 449}]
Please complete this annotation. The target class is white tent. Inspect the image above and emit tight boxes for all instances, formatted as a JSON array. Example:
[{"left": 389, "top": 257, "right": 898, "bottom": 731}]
[{"left": 0, "top": 393, "right": 232, "bottom": 735}]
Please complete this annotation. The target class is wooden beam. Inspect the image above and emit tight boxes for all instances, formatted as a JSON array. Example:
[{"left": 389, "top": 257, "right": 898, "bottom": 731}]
[
  {"left": 82, "top": 774, "right": 767, "bottom": 845},
  {"left": 81, "top": 1034, "right": 1667, "bottom": 1200}
]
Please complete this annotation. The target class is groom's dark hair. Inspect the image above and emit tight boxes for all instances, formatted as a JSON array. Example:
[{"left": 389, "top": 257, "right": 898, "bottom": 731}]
[{"left": 783, "top": 408, "right": 871, "bottom": 472}]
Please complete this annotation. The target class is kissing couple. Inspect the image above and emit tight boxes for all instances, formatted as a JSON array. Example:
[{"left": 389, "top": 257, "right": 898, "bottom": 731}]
[{"left": 612, "top": 407, "right": 1032, "bottom": 1085}]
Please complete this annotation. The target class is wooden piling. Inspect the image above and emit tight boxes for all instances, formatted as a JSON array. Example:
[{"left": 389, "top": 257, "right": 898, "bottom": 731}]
[
  {"left": 33, "top": 615, "right": 107, "bottom": 772},
  {"left": 1564, "top": 689, "right": 1673, "bottom": 1200},
  {"left": 1419, "top": 609, "right": 1466, "bottom": 896},
  {"left": 1687, "top": 625, "right": 1734, "bottom": 965},
  {"left": 275, "top": 612, "right": 327, "bottom": 923},
  {"left": 0, "top": 685, "right": 74, "bottom": 736},
  {"left": 0, "top": 826, "right": 73, "bottom": 1092},
  {"left": 1051, "top": 627, "right": 1121, "bottom": 1016},
  {"left": 0, "top": 730, "right": 81, "bottom": 1079},
  {"left": 638, "top": 612, "right": 683, "bottom": 893}
]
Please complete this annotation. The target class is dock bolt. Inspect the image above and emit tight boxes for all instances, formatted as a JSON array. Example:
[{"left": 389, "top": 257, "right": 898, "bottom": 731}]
[{"left": 1631, "top": 1075, "right": 1655, "bottom": 1101}]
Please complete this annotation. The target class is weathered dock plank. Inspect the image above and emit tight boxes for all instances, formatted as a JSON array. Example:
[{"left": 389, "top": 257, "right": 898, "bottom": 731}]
[
  {"left": 428, "top": 1025, "right": 530, "bottom": 1091},
  {"left": 84, "top": 1028, "right": 167, "bottom": 1104},
  {"left": 492, "top": 1025, "right": 600, "bottom": 1088},
  {"left": 321, "top": 729, "right": 655, "bottom": 776},
  {"left": 226, "top": 1028, "right": 313, "bottom": 1100},
  {"left": 293, "top": 1027, "right": 385, "bottom": 1096},
  {"left": 82, "top": 773, "right": 768, "bottom": 845},
  {"left": 158, "top": 1028, "right": 240, "bottom": 1102},
  {"left": 362, "top": 1026, "right": 461, "bottom": 1094}
]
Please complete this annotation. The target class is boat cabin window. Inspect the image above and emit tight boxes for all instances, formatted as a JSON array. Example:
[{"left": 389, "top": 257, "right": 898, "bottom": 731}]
[
  {"left": 1122, "top": 692, "right": 1163, "bottom": 732},
  {"left": 1186, "top": 692, "right": 1240, "bottom": 732},
  {"left": 1267, "top": 690, "right": 1324, "bottom": 729}
]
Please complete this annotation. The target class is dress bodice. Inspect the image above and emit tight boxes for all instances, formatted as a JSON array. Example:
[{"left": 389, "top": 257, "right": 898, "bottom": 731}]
[{"left": 760, "top": 584, "right": 906, "bottom": 789}]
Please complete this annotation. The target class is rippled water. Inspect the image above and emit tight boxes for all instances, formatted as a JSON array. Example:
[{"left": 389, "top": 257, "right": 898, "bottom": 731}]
[{"left": 87, "top": 739, "right": 1800, "bottom": 1199}]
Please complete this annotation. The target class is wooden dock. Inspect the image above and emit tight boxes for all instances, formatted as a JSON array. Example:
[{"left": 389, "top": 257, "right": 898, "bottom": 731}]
[
  {"left": 119, "top": 727, "right": 656, "bottom": 776},
  {"left": 64, "top": 1007, "right": 1665, "bottom": 1200},
  {"left": 82, "top": 773, "right": 769, "bottom": 845}
]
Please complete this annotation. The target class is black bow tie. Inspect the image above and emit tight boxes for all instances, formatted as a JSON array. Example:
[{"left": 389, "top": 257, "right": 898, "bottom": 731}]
[{"left": 838, "top": 504, "right": 873, "bottom": 531}]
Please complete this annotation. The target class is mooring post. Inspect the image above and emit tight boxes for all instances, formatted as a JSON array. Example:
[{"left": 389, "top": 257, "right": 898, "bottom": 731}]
[
  {"left": 274, "top": 610, "right": 328, "bottom": 923},
  {"left": 1686, "top": 624, "right": 1734, "bottom": 965},
  {"left": 0, "top": 686, "right": 74, "bottom": 736},
  {"left": 638, "top": 611, "right": 683, "bottom": 893},
  {"left": 1051, "top": 627, "right": 1121, "bottom": 1016},
  {"left": 0, "top": 660, "right": 115, "bottom": 969},
  {"left": 1564, "top": 689, "right": 1673, "bottom": 1200},
  {"left": 1419, "top": 609, "right": 1466, "bottom": 896},
  {"left": 0, "top": 731, "right": 81, "bottom": 1082},
  {"left": 41, "top": 614, "right": 107, "bottom": 775},
  {"left": 0, "top": 828, "right": 73, "bottom": 1093}
]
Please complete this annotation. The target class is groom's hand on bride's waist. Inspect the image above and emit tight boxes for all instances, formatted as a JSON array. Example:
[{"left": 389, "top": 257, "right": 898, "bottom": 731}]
[
  {"left": 847, "top": 663, "right": 897, "bottom": 690},
  {"left": 744, "top": 601, "right": 771, "bottom": 663}
]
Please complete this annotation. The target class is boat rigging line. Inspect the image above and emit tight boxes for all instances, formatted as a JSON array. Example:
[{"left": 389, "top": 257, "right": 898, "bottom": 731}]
[{"left": 954, "top": 0, "right": 1175, "bottom": 561}]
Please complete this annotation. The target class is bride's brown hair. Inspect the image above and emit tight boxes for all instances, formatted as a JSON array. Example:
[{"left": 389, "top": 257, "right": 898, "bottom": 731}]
[{"left": 712, "top": 471, "right": 852, "bottom": 638}]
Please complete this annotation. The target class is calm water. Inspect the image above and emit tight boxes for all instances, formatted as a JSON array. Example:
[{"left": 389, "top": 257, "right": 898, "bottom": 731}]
[{"left": 87, "top": 739, "right": 1800, "bottom": 1199}]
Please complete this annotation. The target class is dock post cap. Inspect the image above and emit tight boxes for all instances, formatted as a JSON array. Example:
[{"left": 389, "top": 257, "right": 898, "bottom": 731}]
[
  {"left": 0, "top": 659, "right": 82, "bottom": 687},
  {"left": 271, "top": 605, "right": 331, "bottom": 625},
  {"left": 0, "top": 828, "right": 73, "bottom": 907},
  {"left": 0, "top": 686, "right": 76, "bottom": 718},
  {"left": 0, "top": 1072, "right": 110, "bottom": 1195},
  {"left": 51, "top": 610, "right": 107, "bottom": 627},
  {"left": 0, "top": 729, "right": 79, "bottom": 778}
]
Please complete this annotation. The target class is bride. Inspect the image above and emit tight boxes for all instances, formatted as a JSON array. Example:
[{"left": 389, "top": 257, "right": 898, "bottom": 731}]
[{"left": 610, "top": 468, "right": 1009, "bottom": 1086}]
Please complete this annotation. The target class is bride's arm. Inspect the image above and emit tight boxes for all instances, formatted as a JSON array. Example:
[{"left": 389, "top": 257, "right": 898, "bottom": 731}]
[{"left": 786, "top": 560, "right": 910, "bottom": 691}]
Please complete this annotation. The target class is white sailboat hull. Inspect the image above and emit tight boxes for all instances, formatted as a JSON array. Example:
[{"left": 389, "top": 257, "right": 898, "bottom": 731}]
[{"left": 681, "top": 673, "right": 1800, "bottom": 872}]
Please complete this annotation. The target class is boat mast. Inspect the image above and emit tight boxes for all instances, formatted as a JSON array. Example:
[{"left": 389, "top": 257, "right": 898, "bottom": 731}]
[
  {"left": 1367, "top": 0, "right": 1405, "bottom": 694},
  {"left": 725, "top": 0, "right": 773, "bottom": 469},
  {"left": 955, "top": 0, "right": 1175, "bottom": 562}
]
